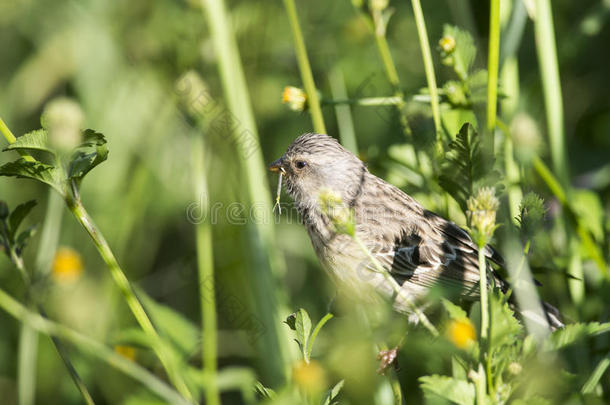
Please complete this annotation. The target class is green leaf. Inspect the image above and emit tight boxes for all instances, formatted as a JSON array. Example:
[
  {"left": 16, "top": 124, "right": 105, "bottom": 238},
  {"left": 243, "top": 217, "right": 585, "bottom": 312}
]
[
  {"left": 544, "top": 322, "right": 610, "bottom": 351},
  {"left": 254, "top": 381, "right": 276, "bottom": 399},
  {"left": 3, "top": 129, "right": 54, "bottom": 155},
  {"left": 15, "top": 226, "right": 37, "bottom": 255},
  {"left": 139, "top": 290, "right": 199, "bottom": 357},
  {"left": 68, "top": 129, "right": 108, "bottom": 180},
  {"left": 322, "top": 379, "right": 344, "bottom": 405},
  {"left": 0, "top": 159, "right": 63, "bottom": 192},
  {"left": 8, "top": 200, "right": 37, "bottom": 239},
  {"left": 440, "top": 25, "right": 476, "bottom": 81},
  {"left": 306, "top": 313, "right": 333, "bottom": 360},
  {"left": 488, "top": 291, "right": 522, "bottom": 351},
  {"left": 419, "top": 374, "right": 475, "bottom": 405},
  {"left": 571, "top": 189, "right": 604, "bottom": 242},
  {"left": 295, "top": 309, "right": 312, "bottom": 355},
  {"left": 284, "top": 312, "right": 297, "bottom": 330},
  {"left": 442, "top": 298, "right": 469, "bottom": 322},
  {"left": 439, "top": 123, "right": 490, "bottom": 212}
]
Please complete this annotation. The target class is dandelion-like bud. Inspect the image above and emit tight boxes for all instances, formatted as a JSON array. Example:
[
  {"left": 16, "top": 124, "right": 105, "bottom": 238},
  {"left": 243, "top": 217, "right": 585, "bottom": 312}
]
[
  {"left": 439, "top": 35, "right": 456, "bottom": 54},
  {"left": 42, "top": 98, "right": 84, "bottom": 152},
  {"left": 467, "top": 187, "right": 499, "bottom": 246},
  {"left": 446, "top": 319, "right": 476, "bottom": 349},
  {"left": 369, "top": 0, "right": 389, "bottom": 11},
  {"left": 282, "top": 86, "right": 307, "bottom": 112},
  {"left": 319, "top": 189, "right": 356, "bottom": 236}
]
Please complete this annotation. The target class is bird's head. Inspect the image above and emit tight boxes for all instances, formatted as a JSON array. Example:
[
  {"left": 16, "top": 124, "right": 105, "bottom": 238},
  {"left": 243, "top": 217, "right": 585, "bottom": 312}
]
[{"left": 269, "top": 133, "right": 366, "bottom": 210}]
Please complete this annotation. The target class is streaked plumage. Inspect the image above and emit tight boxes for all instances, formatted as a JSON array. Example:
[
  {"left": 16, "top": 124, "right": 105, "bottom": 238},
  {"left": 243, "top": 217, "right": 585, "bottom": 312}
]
[{"left": 270, "top": 133, "right": 562, "bottom": 328}]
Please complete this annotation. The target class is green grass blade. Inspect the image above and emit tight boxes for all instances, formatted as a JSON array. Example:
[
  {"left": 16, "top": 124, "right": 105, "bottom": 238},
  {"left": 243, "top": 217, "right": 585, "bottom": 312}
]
[{"left": 283, "top": 0, "right": 327, "bottom": 134}]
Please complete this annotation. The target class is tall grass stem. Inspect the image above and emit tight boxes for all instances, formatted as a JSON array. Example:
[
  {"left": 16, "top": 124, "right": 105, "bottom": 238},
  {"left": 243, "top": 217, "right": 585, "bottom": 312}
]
[
  {"left": 486, "top": 0, "right": 501, "bottom": 155},
  {"left": 201, "top": 0, "right": 294, "bottom": 384},
  {"left": 283, "top": 0, "right": 327, "bottom": 134},
  {"left": 0, "top": 288, "right": 191, "bottom": 405},
  {"left": 410, "top": 0, "right": 441, "bottom": 145},
  {"left": 192, "top": 135, "right": 220, "bottom": 405}
]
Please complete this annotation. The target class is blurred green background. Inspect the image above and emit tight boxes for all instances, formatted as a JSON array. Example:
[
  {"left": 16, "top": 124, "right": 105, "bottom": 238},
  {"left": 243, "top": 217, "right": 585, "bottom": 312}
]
[{"left": 1, "top": 0, "right": 609, "bottom": 404}]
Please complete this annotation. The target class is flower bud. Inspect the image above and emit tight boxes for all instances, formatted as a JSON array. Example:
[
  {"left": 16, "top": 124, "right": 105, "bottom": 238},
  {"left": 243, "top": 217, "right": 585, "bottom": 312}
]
[
  {"left": 508, "top": 361, "right": 522, "bottom": 375},
  {"left": 518, "top": 192, "right": 545, "bottom": 236},
  {"left": 282, "top": 86, "right": 307, "bottom": 112},
  {"left": 439, "top": 35, "right": 456, "bottom": 53},
  {"left": 369, "top": 0, "right": 389, "bottom": 11},
  {"left": 319, "top": 189, "right": 355, "bottom": 236},
  {"left": 42, "top": 98, "right": 84, "bottom": 152},
  {"left": 467, "top": 187, "right": 499, "bottom": 246}
]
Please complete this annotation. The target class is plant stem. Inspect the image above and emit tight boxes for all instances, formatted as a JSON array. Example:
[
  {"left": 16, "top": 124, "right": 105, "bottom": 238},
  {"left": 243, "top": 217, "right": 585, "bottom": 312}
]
[
  {"left": 352, "top": 236, "right": 438, "bottom": 336},
  {"left": 534, "top": 0, "right": 568, "bottom": 184},
  {"left": 329, "top": 67, "right": 358, "bottom": 154},
  {"left": 201, "top": 0, "right": 294, "bottom": 384},
  {"left": 0, "top": 287, "right": 190, "bottom": 405},
  {"left": 410, "top": 0, "right": 441, "bottom": 145},
  {"left": 192, "top": 135, "right": 220, "bottom": 405},
  {"left": 486, "top": 0, "right": 501, "bottom": 155},
  {"left": 478, "top": 248, "right": 489, "bottom": 340},
  {"left": 66, "top": 194, "right": 193, "bottom": 401},
  {"left": 0, "top": 118, "right": 35, "bottom": 162},
  {"left": 283, "top": 0, "right": 326, "bottom": 134}
]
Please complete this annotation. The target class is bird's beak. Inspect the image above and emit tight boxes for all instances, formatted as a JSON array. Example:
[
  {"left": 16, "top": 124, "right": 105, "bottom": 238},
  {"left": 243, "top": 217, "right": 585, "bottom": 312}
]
[{"left": 268, "top": 157, "right": 285, "bottom": 173}]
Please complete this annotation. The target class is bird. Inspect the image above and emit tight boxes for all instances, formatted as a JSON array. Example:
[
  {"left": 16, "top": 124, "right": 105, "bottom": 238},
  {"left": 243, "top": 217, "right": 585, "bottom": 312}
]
[{"left": 269, "top": 132, "right": 563, "bottom": 330}]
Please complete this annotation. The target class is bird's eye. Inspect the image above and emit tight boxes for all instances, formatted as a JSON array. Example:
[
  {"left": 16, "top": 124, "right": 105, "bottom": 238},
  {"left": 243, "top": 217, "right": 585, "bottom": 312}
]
[{"left": 295, "top": 160, "right": 307, "bottom": 169}]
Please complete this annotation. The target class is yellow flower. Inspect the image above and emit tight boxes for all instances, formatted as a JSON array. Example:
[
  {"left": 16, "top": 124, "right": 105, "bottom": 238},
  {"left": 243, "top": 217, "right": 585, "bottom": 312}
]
[
  {"left": 51, "top": 247, "right": 83, "bottom": 283},
  {"left": 282, "top": 86, "right": 307, "bottom": 111},
  {"left": 114, "top": 345, "right": 137, "bottom": 361},
  {"left": 439, "top": 35, "right": 456, "bottom": 53},
  {"left": 292, "top": 360, "right": 327, "bottom": 395},
  {"left": 447, "top": 319, "right": 476, "bottom": 349}
]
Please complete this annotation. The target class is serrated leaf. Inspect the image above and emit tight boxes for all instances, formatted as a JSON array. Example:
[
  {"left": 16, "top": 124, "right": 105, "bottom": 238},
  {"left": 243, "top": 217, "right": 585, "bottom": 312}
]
[
  {"left": 420, "top": 374, "right": 475, "bottom": 405},
  {"left": 489, "top": 291, "right": 522, "bottom": 351},
  {"left": 8, "top": 200, "right": 37, "bottom": 239},
  {"left": 544, "top": 322, "right": 610, "bottom": 351},
  {"left": 68, "top": 129, "right": 108, "bottom": 179},
  {"left": 441, "top": 25, "right": 476, "bottom": 81},
  {"left": 442, "top": 298, "right": 469, "bottom": 321},
  {"left": 438, "top": 123, "right": 485, "bottom": 212},
  {"left": 322, "top": 379, "right": 344, "bottom": 405},
  {"left": 3, "top": 129, "right": 54, "bottom": 155},
  {"left": 0, "top": 159, "right": 63, "bottom": 191}
]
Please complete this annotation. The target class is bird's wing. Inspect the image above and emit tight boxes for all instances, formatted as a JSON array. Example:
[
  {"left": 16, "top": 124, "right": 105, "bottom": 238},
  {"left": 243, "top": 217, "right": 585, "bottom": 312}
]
[{"left": 366, "top": 210, "right": 509, "bottom": 300}]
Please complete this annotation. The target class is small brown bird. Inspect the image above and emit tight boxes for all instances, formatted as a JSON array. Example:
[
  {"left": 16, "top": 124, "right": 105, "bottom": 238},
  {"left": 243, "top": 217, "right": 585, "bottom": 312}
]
[{"left": 269, "top": 133, "right": 563, "bottom": 329}]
